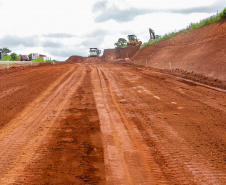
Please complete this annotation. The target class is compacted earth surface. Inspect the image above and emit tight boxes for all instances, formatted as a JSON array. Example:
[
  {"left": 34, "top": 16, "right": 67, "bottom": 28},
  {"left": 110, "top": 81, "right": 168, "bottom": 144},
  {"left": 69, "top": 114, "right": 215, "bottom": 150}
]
[{"left": 0, "top": 62, "right": 225, "bottom": 184}]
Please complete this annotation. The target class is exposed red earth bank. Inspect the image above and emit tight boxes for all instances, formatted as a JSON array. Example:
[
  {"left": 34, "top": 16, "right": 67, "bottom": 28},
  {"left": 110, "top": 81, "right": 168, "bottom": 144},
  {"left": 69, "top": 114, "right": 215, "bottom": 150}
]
[{"left": 130, "top": 19, "right": 226, "bottom": 82}]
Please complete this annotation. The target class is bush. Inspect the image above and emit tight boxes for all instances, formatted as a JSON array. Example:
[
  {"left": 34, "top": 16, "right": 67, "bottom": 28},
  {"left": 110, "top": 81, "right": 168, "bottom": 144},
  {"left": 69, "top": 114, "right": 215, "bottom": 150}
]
[
  {"left": 10, "top": 52, "right": 17, "bottom": 61},
  {"left": 32, "top": 58, "right": 44, "bottom": 63},
  {"left": 220, "top": 7, "right": 226, "bottom": 18},
  {"left": 1, "top": 55, "right": 11, "bottom": 61}
]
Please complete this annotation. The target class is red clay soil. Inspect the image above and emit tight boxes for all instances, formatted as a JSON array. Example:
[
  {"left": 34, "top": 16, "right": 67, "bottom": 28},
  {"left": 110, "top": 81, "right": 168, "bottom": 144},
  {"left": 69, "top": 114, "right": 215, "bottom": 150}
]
[
  {"left": 130, "top": 18, "right": 226, "bottom": 82},
  {"left": 66, "top": 55, "right": 85, "bottom": 63},
  {"left": 101, "top": 46, "right": 140, "bottom": 62},
  {"left": 15, "top": 67, "right": 105, "bottom": 184},
  {"left": 0, "top": 63, "right": 225, "bottom": 184},
  {"left": 119, "top": 45, "right": 140, "bottom": 59},
  {"left": 0, "top": 64, "right": 105, "bottom": 184},
  {"left": 0, "top": 64, "right": 76, "bottom": 128},
  {"left": 101, "top": 48, "right": 121, "bottom": 62},
  {"left": 66, "top": 55, "right": 101, "bottom": 63}
]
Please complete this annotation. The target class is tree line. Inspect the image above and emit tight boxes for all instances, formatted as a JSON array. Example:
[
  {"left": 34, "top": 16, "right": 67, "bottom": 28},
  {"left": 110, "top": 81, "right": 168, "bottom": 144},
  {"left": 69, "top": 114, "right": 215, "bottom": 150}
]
[{"left": 0, "top": 47, "right": 46, "bottom": 61}]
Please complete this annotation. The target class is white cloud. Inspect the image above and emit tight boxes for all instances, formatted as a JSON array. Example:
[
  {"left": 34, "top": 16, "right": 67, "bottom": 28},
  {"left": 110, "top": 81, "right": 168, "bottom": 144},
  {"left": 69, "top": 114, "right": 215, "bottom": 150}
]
[
  {"left": 93, "top": 0, "right": 224, "bottom": 23},
  {"left": 0, "top": 0, "right": 224, "bottom": 60}
]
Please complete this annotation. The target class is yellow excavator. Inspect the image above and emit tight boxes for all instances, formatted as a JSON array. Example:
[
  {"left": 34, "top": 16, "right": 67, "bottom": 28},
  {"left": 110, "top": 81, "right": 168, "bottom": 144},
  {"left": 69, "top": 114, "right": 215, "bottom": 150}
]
[
  {"left": 127, "top": 35, "right": 142, "bottom": 46},
  {"left": 149, "top": 28, "right": 160, "bottom": 42}
]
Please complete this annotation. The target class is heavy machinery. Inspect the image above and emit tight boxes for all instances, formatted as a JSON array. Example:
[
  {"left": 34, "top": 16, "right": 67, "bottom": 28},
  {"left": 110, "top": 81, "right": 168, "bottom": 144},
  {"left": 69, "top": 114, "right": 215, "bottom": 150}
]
[
  {"left": 127, "top": 35, "right": 142, "bottom": 46},
  {"left": 149, "top": 28, "right": 160, "bottom": 42},
  {"left": 89, "top": 48, "right": 101, "bottom": 57}
]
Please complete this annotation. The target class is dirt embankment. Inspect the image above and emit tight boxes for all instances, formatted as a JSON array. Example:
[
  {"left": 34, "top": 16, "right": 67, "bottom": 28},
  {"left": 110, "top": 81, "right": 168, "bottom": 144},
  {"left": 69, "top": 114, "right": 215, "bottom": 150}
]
[
  {"left": 66, "top": 46, "right": 139, "bottom": 63},
  {"left": 131, "top": 19, "right": 226, "bottom": 82},
  {"left": 101, "top": 46, "right": 140, "bottom": 62}
]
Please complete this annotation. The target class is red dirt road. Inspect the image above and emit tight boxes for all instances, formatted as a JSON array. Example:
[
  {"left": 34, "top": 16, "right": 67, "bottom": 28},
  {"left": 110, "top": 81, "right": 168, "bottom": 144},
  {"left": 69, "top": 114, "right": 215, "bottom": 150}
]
[{"left": 0, "top": 63, "right": 225, "bottom": 184}]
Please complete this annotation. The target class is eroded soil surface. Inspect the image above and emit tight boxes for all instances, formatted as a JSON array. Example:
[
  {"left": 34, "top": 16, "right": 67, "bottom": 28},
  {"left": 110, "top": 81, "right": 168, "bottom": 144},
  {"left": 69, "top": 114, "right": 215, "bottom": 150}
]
[{"left": 0, "top": 63, "right": 225, "bottom": 184}]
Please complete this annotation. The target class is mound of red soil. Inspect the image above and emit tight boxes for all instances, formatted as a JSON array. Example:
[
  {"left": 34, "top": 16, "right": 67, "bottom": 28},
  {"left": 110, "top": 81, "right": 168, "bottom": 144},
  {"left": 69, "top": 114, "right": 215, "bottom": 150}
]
[
  {"left": 130, "top": 19, "right": 226, "bottom": 82},
  {"left": 66, "top": 56, "right": 101, "bottom": 63},
  {"left": 66, "top": 55, "right": 84, "bottom": 63}
]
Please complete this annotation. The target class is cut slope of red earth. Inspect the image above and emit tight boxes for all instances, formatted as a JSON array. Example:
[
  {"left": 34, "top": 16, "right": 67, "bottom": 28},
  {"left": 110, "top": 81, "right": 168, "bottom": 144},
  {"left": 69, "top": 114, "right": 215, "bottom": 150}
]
[
  {"left": 131, "top": 19, "right": 226, "bottom": 82},
  {"left": 101, "top": 46, "right": 140, "bottom": 62},
  {"left": 66, "top": 46, "right": 139, "bottom": 63}
]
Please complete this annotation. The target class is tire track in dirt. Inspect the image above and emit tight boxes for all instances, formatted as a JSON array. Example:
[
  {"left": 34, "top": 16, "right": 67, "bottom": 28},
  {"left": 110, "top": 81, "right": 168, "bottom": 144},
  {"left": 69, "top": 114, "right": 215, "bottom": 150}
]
[
  {"left": 0, "top": 64, "right": 76, "bottom": 128},
  {"left": 14, "top": 65, "right": 105, "bottom": 184},
  {"left": 0, "top": 64, "right": 86, "bottom": 184},
  {"left": 102, "top": 64, "right": 226, "bottom": 184},
  {"left": 91, "top": 65, "right": 167, "bottom": 184}
]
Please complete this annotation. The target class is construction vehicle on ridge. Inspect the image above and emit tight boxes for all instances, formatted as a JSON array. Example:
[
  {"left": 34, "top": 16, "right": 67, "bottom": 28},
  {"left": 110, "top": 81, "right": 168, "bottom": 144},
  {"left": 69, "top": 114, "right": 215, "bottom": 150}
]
[
  {"left": 149, "top": 28, "right": 160, "bottom": 42},
  {"left": 89, "top": 48, "right": 101, "bottom": 57},
  {"left": 127, "top": 35, "right": 142, "bottom": 46}
]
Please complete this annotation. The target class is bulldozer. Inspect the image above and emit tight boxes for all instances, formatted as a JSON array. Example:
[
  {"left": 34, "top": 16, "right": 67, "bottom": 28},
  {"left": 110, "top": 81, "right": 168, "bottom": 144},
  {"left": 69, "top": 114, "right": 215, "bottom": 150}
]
[
  {"left": 149, "top": 28, "right": 160, "bottom": 42},
  {"left": 127, "top": 35, "right": 142, "bottom": 46}
]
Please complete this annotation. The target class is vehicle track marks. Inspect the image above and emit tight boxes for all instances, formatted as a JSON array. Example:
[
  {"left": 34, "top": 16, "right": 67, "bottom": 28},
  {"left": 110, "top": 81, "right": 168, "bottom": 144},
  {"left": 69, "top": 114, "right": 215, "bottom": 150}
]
[{"left": 0, "top": 64, "right": 86, "bottom": 184}]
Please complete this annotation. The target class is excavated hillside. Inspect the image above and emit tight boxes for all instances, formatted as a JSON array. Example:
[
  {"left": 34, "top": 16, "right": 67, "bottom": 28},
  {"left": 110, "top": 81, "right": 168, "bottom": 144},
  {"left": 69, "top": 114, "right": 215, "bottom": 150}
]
[
  {"left": 131, "top": 19, "right": 226, "bottom": 82},
  {"left": 66, "top": 19, "right": 225, "bottom": 87},
  {"left": 101, "top": 46, "right": 140, "bottom": 62},
  {"left": 66, "top": 46, "right": 140, "bottom": 63}
]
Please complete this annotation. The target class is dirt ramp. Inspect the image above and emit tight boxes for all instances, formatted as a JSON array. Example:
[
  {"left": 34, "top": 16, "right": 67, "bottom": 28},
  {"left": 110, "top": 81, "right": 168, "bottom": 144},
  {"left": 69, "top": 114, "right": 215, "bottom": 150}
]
[{"left": 131, "top": 19, "right": 226, "bottom": 81}]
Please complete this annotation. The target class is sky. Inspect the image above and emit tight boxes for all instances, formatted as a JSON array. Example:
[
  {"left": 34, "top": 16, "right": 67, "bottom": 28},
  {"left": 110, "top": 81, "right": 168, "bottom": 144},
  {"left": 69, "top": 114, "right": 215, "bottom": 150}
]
[{"left": 0, "top": 0, "right": 225, "bottom": 60}]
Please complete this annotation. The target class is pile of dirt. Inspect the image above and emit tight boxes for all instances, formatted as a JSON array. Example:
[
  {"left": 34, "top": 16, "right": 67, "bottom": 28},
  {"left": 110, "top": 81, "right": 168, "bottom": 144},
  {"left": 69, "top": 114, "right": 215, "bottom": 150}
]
[
  {"left": 66, "top": 56, "right": 101, "bottom": 63},
  {"left": 66, "top": 55, "right": 84, "bottom": 63},
  {"left": 130, "top": 19, "right": 226, "bottom": 82}
]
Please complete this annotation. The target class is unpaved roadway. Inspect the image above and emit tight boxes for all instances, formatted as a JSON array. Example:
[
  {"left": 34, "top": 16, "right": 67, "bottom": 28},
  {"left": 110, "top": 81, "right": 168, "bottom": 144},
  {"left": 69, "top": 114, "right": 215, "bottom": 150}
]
[{"left": 0, "top": 63, "right": 225, "bottom": 184}]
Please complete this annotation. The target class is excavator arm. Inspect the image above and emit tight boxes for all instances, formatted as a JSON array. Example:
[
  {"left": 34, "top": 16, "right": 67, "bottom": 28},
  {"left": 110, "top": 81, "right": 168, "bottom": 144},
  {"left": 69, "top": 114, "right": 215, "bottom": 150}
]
[{"left": 149, "top": 28, "right": 155, "bottom": 40}]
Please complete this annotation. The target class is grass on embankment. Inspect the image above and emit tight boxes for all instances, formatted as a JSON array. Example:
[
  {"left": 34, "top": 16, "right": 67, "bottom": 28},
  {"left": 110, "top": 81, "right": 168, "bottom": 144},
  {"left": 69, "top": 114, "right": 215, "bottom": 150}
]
[
  {"left": 0, "top": 56, "right": 11, "bottom": 61},
  {"left": 32, "top": 57, "right": 54, "bottom": 64},
  {"left": 140, "top": 8, "right": 226, "bottom": 49},
  {"left": 0, "top": 63, "right": 17, "bottom": 65}
]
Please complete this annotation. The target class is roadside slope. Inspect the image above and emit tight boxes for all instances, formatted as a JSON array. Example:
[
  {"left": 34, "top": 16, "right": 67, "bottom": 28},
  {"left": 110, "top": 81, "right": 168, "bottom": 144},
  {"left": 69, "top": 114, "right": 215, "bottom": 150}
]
[
  {"left": 131, "top": 19, "right": 226, "bottom": 81},
  {"left": 101, "top": 46, "right": 140, "bottom": 62}
]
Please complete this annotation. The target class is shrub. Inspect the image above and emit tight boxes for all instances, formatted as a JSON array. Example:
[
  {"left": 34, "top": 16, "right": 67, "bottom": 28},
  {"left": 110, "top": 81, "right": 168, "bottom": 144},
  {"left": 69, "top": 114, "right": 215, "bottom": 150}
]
[
  {"left": 10, "top": 52, "right": 17, "bottom": 61},
  {"left": 32, "top": 58, "right": 44, "bottom": 63},
  {"left": 220, "top": 7, "right": 226, "bottom": 18}
]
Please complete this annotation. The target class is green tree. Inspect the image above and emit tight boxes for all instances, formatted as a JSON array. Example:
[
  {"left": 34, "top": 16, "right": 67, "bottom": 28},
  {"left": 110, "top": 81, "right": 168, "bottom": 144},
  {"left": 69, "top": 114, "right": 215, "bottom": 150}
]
[
  {"left": 10, "top": 52, "right": 17, "bottom": 61},
  {"left": 114, "top": 38, "right": 127, "bottom": 47},
  {"left": 0, "top": 47, "right": 11, "bottom": 56},
  {"left": 220, "top": 7, "right": 226, "bottom": 17},
  {"left": 28, "top": 53, "right": 32, "bottom": 61}
]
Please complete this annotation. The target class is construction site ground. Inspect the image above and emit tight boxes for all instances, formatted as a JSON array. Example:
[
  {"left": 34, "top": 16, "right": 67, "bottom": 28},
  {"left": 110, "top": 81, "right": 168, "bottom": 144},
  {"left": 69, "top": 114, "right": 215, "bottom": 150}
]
[{"left": 0, "top": 62, "right": 225, "bottom": 184}]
